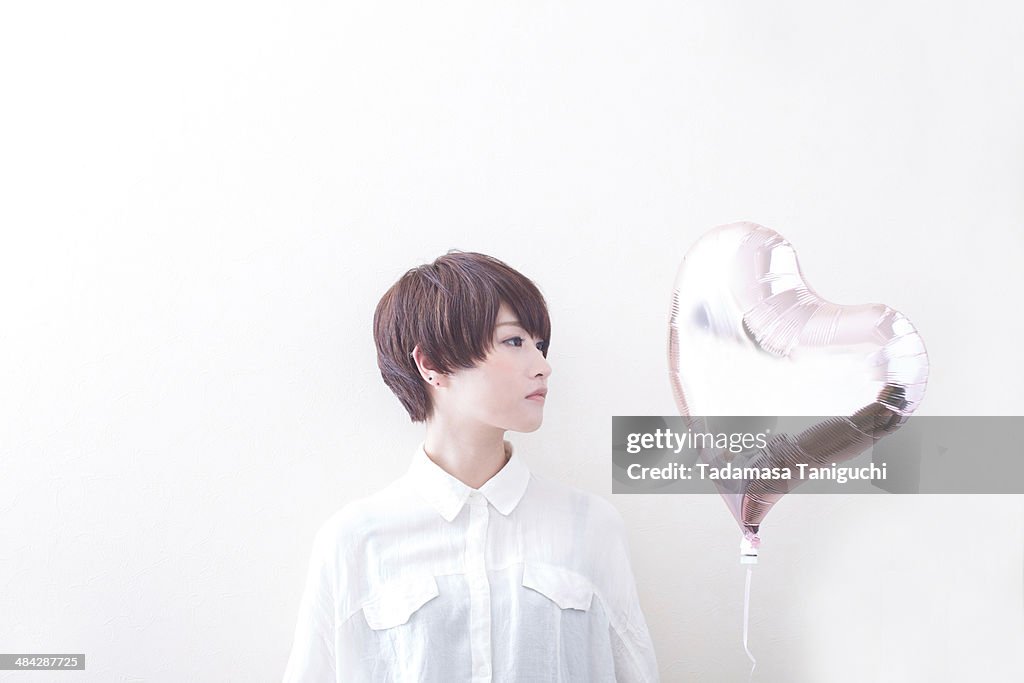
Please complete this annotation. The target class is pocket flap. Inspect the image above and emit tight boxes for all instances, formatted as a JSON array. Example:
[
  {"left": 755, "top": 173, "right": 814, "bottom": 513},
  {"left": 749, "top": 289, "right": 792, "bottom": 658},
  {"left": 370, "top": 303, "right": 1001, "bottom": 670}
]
[
  {"left": 522, "top": 563, "right": 594, "bottom": 611},
  {"left": 362, "top": 574, "right": 439, "bottom": 630}
]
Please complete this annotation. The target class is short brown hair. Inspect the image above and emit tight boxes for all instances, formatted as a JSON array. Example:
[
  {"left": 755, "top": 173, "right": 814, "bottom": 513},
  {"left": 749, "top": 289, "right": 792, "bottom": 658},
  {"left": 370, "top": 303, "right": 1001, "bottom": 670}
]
[{"left": 373, "top": 250, "right": 551, "bottom": 422}]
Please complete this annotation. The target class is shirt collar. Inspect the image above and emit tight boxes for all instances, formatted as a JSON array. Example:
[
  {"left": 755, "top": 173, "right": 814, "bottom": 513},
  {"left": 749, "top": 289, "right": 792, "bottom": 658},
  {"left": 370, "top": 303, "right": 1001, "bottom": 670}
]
[{"left": 404, "top": 439, "right": 531, "bottom": 522}]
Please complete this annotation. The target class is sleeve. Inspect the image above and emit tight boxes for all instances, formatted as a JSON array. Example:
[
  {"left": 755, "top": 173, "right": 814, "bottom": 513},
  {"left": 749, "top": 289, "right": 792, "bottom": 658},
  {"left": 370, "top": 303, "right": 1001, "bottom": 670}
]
[
  {"left": 605, "top": 507, "right": 660, "bottom": 683},
  {"left": 282, "top": 518, "right": 338, "bottom": 683}
]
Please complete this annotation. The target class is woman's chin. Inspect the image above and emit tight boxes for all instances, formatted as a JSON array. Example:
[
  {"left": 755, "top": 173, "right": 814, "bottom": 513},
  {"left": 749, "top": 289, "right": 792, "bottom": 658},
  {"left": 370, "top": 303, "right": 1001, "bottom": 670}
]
[
  {"left": 521, "top": 416, "right": 544, "bottom": 433},
  {"left": 503, "top": 416, "right": 543, "bottom": 433}
]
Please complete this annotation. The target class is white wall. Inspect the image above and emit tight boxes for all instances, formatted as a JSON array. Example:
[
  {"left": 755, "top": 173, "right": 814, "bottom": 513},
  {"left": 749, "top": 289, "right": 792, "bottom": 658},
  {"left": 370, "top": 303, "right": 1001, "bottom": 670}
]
[{"left": 2, "top": 2, "right": 1022, "bottom": 681}]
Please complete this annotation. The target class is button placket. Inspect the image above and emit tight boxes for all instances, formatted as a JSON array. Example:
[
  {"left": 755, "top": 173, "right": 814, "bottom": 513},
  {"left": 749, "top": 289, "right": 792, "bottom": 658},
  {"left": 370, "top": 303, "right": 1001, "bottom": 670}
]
[{"left": 465, "top": 492, "right": 492, "bottom": 682}]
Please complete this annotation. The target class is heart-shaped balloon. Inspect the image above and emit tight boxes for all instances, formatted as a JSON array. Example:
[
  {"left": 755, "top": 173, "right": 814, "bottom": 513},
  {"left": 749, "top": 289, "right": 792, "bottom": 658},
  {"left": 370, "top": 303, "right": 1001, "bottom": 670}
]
[{"left": 668, "top": 222, "right": 929, "bottom": 557}]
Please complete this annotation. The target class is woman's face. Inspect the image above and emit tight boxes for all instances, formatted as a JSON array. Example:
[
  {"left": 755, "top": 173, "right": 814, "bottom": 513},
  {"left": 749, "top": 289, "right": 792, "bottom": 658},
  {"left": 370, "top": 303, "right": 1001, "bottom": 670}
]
[{"left": 444, "top": 302, "right": 551, "bottom": 433}]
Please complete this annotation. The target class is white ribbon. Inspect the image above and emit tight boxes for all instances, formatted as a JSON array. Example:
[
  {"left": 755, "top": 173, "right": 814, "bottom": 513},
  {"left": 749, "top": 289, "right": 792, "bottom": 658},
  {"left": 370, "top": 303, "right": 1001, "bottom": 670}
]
[{"left": 743, "top": 565, "right": 757, "bottom": 681}]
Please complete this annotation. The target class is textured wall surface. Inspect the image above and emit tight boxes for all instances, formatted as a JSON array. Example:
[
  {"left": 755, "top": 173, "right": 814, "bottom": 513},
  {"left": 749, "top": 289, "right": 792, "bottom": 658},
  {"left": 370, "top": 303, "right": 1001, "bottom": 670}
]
[{"left": 3, "top": 2, "right": 1023, "bottom": 681}]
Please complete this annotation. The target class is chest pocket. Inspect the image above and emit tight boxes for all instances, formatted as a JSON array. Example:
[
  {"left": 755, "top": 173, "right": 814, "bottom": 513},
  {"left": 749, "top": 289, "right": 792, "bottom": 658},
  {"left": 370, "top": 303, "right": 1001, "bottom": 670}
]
[
  {"left": 361, "top": 574, "right": 440, "bottom": 630},
  {"left": 522, "top": 562, "right": 594, "bottom": 611}
]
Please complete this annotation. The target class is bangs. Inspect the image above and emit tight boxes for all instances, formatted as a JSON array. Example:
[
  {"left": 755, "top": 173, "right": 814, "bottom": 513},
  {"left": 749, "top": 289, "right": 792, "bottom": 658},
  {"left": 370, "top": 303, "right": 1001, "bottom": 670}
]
[{"left": 493, "top": 280, "right": 551, "bottom": 354}]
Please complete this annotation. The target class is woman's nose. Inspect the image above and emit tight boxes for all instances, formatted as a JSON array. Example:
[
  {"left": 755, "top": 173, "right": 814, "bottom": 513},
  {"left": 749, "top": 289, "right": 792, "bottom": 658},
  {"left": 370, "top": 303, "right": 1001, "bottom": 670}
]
[{"left": 533, "top": 347, "right": 552, "bottom": 378}]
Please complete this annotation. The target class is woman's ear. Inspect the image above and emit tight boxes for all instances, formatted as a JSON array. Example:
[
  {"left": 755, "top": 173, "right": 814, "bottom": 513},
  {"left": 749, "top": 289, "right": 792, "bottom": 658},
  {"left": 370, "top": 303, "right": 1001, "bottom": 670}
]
[{"left": 411, "top": 345, "right": 446, "bottom": 387}]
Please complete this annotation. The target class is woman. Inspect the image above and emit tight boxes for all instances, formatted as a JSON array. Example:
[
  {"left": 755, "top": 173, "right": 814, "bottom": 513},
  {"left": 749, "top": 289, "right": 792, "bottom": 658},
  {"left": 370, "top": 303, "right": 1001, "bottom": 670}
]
[{"left": 283, "top": 251, "right": 659, "bottom": 682}]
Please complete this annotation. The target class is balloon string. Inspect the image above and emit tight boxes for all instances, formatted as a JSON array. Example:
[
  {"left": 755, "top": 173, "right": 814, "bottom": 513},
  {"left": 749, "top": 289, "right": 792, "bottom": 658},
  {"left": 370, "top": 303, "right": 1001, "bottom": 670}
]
[{"left": 743, "top": 565, "right": 757, "bottom": 681}]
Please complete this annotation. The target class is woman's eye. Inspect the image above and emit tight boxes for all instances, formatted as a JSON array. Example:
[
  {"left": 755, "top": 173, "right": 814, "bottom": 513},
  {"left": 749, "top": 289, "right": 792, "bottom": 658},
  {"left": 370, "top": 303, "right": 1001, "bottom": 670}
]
[{"left": 504, "top": 337, "right": 549, "bottom": 353}]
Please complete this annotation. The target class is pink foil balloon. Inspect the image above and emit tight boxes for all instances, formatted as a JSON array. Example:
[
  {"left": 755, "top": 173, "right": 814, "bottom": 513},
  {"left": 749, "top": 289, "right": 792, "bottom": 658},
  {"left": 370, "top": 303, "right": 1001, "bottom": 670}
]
[{"left": 668, "top": 222, "right": 929, "bottom": 552}]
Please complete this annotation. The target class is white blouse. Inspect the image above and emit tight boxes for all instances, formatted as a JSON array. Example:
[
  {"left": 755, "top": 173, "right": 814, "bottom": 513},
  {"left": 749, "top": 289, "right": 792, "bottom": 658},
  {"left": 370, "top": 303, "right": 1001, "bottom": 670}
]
[{"left": 283, "top": 440, "right": 659, "bottom": 682}]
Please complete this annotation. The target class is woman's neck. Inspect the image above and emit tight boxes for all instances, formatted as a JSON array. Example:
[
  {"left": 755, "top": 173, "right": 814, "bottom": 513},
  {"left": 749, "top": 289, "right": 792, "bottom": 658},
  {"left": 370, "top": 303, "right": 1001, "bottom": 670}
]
[{"left": 422, "top": 418, "right": 510, "bottom": 489}]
